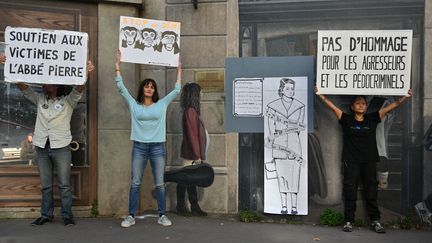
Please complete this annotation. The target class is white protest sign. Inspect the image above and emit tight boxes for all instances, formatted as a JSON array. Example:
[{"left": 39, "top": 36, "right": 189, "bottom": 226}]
[
  {"left": 316, "top": 30, "right": 412, "bottom": 96},
  {"left": 4, "top": 26, "right": 88, "bottom": 85},
  {"left": 119, "top": 16, "right": 180, "bottom": 67}
]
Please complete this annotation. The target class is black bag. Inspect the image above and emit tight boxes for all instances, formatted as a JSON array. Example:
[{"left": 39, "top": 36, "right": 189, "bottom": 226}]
[{"left": 164, "top": 162, "right": 214, "bottom": 187}]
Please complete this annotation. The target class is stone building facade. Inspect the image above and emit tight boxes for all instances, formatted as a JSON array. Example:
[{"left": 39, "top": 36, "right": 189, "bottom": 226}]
[{"left": 0, "top": 0, "right": 431, "bottom": 221}]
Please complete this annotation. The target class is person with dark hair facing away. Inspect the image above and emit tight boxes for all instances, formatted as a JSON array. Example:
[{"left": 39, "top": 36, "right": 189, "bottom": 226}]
[
  {"left": 1, "top": 52, "right": 94, "bottom": 226},
  {"left": 315, "top": 87, "right": 412, "bottom": 233},
  {"left": 176, "top": 83, "right": 208, "bottom": 216},
  {"left": 115, "top": 49, "right": 181, "bottom": 228}
]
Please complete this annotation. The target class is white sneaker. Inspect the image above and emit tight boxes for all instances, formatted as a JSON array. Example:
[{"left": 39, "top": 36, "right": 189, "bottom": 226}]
[
  {"left": 342, "top": 222, "right": 353, "bottom": 232},
  {"left": 371, "top": 220, "right": 386, "bottom": 233},
  {"left": 121, "top": 215, "right": 136, "bottom": 228},
  {"left": 158, "top": 215, "right": 172, "bottom": 227},
  {"left": 415, "top": 202, "right": 432, "bottom": 225}
]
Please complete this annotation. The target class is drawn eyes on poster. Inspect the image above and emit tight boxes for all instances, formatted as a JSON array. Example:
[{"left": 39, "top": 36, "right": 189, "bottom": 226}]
[
  {"left": 119, "top": 17, "right": 180, "bottom": 67},
  {"left": 120, "top": 27, "right": 179, "bottom": 54}
]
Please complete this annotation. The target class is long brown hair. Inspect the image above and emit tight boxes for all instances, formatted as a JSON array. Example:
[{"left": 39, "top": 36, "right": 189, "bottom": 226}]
[
  {"left": 181, "top": 83, "right": 201, "bottom": 114},
  {"left": 136, "top": 79, "right": 159, "bottom": 103}
]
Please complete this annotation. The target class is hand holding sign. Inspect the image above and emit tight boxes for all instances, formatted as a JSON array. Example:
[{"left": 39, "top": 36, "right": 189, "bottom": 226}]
[
  {"left": 314, "top": 85, "right": 323, "bottom": 100},
  {"left": 395, "top": 88, "right": 412, "bottom": 104},
  {"left": 314, "top": 86, "right": 321, "bottom": 97},
  {"left": 116, "top": 49, "right": 121, "bottom": 68},
  {"left": 0, "top": 52, "right": 5, "bottom": 65},
  {"left": 115, "top": 49, "right": 122, "bottom": 77},
  {"left": 406, "top": 88, "right": 413, "bottom": 97},
  {"left": 74, "top": 60, "right": 94, "bottom": 93},
  {"left": 87, "top": 60, "right": 95, "bottom": 74}
]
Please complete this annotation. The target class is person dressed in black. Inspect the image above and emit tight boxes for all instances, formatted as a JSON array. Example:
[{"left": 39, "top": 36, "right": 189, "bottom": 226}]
[
  {"left": 414, "top": 122, "right": 432, "bottom": 225},
  {"left": 315, "top": 87, "right": 412, "bottom": 233}
]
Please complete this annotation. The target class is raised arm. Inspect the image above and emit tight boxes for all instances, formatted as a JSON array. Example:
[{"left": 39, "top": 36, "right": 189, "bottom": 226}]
[
  {"left": 176, "top": 58, "right": 182, "bottom": 86},
  {"left": 65, "top": 61, "right": 95, "bottom": 108},
  {"left": 315, "top": 86, "right": 343, "bottom": 120},
  {"left": 74, "top": 60, "right": 94, "bottom": 93},
  {"left": 115, "top": 49, "right": 122, "bottom": 79},
  {"left": 18, "top": 84, "right": 40, "bottom": 105},
  {"left": 379, "top": 89, "right": 412, "bottom": 119},
  {"left": 161, "top": 59, "right": 182, "bottom": 104},
  {"left": 114, "top": 49, "right": 136, "bottom": 105},
  {"left": 2, "top": 52, "right": 37, "bottom": 102}
]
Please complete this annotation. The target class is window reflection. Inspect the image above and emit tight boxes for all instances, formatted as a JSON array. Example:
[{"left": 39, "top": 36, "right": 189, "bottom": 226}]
[
  {"left": 70, "top": 101, "right": 87, "bottom": 166},
  {"left": 0, "top": 76, "right": 38, "bottom": 166}
]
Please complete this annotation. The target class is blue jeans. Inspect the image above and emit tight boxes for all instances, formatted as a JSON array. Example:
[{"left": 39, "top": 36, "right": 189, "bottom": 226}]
[
  {"left": 35, "top": 145, "right": 73, "bottom": 220},
  {"left": 128, "top": 141, "right": 166, "bottom": 216}
]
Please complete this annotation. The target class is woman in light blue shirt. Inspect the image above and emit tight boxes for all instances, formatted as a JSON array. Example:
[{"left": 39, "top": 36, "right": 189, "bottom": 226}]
[{"left": 115, "top": 49, "right": 181, "bottom": 228}]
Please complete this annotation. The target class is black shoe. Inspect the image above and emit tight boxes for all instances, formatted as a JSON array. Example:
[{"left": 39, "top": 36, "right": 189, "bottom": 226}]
[
  {"left": 281, "top": 208, "right": 288, "bottom": 214},
  {"left": 64, "top": 217, "right": 75, "bottom": 226},
  {"left": 187, "top": 186, "right": 207, "bottom": 216},
  {"left": 31, "top": 217, "right": 53, "bottom": 226},
  {"left": 291, "top": 208, "right": 298, "bottom": 215},
  {"left": 191, "top": 204, "right": 207, "bottom": 216},
  {"left": 176, "top": 205, "right": 191, "bottom": 216}
]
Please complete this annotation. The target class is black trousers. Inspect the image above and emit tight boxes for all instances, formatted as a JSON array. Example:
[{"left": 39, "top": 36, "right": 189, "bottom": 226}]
[
  {"left": 176, "top": 184, "right": 199, "bottom": 206},
  {"left": 343, "top": 162, "right": 381, "bottom": 222},
  {"left": 425, "top": 193, "right": 432, "bottom": 211}
]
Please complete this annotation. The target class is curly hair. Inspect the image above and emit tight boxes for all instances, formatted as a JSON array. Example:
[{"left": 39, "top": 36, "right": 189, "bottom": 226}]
[
  {"left": 42, "top": 85, "right": 72, "bottom": 98},
  {"left": 136, "top": 79, "right": 159, "bottom": 103},
  {"left": 278, "top": 78, "right": 295, "bottom": 97},
  {"left": 181, "top": 83, "right": 201, "bottom": 114}
]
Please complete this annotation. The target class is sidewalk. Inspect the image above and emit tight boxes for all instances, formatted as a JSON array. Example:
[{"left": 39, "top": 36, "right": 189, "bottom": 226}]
[{"left": 0, "top": 215, "right": 431, "bottom": 243}]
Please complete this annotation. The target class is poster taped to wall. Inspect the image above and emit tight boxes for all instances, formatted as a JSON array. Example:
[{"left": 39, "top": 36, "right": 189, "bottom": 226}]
[
  {"left": 4, "top": 26, "right": 88, "bottom": 85},
  {"left": 119, "top": 16, "right": 180, "bottom": 67},
  {"left": 264, "top": 76, "right": 308, "bottom": 215},
  {"left": 233, "top": 78, "right": 263, "bottom": 117},
  {"left": 316, "top": 30, "right": 412, "bottom": 96}
]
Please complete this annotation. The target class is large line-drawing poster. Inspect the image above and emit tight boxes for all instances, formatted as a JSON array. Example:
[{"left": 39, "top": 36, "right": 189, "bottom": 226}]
[{"left": 263, "top": 76, "right": 308, "bottom": 215}]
